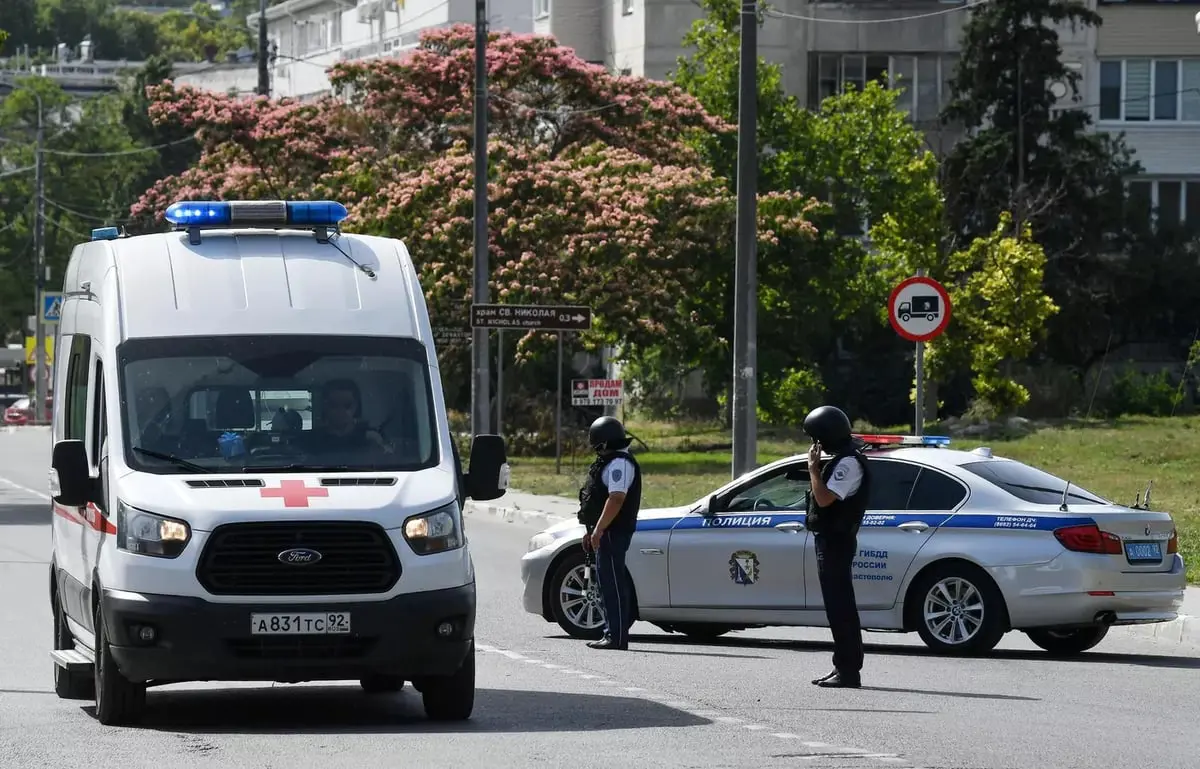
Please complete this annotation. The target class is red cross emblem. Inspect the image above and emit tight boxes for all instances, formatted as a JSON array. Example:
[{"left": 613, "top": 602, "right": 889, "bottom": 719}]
[{"left": 260, "top": 480, "right": 329, "bottom": 508}]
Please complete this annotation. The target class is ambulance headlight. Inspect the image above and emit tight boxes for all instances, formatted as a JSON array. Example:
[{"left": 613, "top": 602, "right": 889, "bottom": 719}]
[
  {"left": 116, "top": 501, "right": 191, "bottom": 558},
  {"left": 403, "top": 502, "right": 463, "bottom": 555}
]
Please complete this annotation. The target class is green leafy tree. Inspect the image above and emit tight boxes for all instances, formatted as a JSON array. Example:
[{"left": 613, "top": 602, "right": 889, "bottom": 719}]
[
  {"left": 667, "top": 0, "right": 944, "bottom": 425},
  {"left": 940, "top": 0, "right": 1140, "bottom": 371},
  {"left": 922, "top": 212, "right": 1059, "bottom": 417}
]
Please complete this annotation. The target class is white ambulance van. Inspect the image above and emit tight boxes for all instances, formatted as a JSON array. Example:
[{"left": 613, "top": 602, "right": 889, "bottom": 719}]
[{"left": 47, "top": 200, "right": 509, "bottom": 726}]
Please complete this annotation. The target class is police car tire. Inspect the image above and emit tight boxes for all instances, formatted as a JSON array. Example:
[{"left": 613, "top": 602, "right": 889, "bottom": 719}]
[
  {"left": 421, "top": 641, "right": 475, "bottom": 721},
  {"left": 52, "top": 588, "right": 94, "bottom": 700},
  {"left": 909, "top": 563, "right": 1007, "bottom": 656},
  {"left": 359, "top": 675, "right": 405, "bottom": 694},
  {"left": 93, "top": 602, "right": 147, "bottom": 726},
  {"left": 1024, "top": 626, "right": 1110, "bottom": 656},
  {"left": 548, "top": 550, "right": 606, "bottom": 641}
]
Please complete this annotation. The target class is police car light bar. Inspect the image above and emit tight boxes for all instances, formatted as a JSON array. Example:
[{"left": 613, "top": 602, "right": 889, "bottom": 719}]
[
  {"left": 164, "top": 200, "right": 349, "bottom": 244},
  {"left": 91, "top": 227, "right": 119, "bottom": 241},
  {"left": 854, "top": 434, "right": 951, "bottom": 448}
]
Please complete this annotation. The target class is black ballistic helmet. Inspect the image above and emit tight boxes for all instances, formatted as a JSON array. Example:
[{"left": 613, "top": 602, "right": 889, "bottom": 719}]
[
  {"left": 802, "top": 405, "right": 853, "bottom": 452},
  {"left": 589, "top": 416, "right": 631, "bottom": 453}
]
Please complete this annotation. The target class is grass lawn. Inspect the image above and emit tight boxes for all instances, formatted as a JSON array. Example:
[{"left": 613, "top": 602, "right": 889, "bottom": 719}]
[{"left": 508, "top": 416, "right": 1200, "bottom": 583}]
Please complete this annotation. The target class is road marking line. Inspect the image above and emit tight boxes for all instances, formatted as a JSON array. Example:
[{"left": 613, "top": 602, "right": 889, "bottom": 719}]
[
  {"left": 475, "top": 641, "right": 914, "bottom": 766},
  {"left": 0, "top": 475, "right": 50, "bottom": 501}
]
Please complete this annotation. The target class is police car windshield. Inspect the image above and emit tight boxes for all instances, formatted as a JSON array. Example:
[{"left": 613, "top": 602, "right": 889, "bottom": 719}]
[
  {"left": 118, "top": 335, "right": 439, "bottom": 475},
  {"left": 959, "top": 461, "right": 1109, "bottom": 505}
]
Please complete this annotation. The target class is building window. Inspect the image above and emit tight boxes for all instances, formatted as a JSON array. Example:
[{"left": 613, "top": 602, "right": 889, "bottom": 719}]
[
  {"left": 1126, "top": 179, "right": 1200, "bottom": 229},
  {"left": 622, "top": 0, "right": 633, "bottom": 14},
  {"left": 330, "top": 12, "right": 342, "bottom": 47},
  {"left": 535, "top": 0, "right": 549, "bottom": 17},
  {"left": 808, "top": 53, "right": 957, "bottom": 122},
  {"left": 1099, "top": 59, "right": 1200, "bottom": 122}
]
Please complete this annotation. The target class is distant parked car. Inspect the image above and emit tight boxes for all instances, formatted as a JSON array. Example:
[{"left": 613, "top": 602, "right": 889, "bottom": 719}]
[{"left": 3, "top": 395, "right": 52, "bottom": 425}]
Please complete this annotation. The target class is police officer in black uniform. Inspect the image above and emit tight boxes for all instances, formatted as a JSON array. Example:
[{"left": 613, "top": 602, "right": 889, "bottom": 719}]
[
  {"left": 803, "top": 405, "right": 871, "bottom": 688},
  {"left": 576, "top": 416, "right": 641, "bottom": 651}
]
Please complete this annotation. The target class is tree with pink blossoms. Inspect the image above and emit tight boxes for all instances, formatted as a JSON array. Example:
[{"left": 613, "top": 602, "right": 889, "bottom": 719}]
[{"left": 130, "top": 24, "right": 819, "bottom": 428}]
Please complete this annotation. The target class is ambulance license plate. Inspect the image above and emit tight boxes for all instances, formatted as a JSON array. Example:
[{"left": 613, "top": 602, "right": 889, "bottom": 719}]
[{"left": 250, "top": 612, "right": 351, "bottom": 635}]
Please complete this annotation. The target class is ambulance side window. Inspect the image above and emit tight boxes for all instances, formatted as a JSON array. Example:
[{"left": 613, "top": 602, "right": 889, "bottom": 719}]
[
  {"left": 64, "top": 335, "right": 92, "bottom": 441},
  {"left": 91, "top": 359, "right": 106, "bottom": 467}
]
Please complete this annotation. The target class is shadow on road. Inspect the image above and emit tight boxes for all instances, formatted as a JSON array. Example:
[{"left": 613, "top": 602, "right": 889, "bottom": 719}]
[
  {"left": 96, "top": 686, "right": 711, "bottom": 734},
  {"left": 584, "top": 631, "right": 1200, "bottom": 672},
  {"left": 0, "top": 503, "right": 48, "bottom": 526}
]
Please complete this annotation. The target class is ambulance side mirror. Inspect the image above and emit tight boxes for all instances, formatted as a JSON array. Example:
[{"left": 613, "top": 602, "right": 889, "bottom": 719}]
[
  {"left": 51, "top": 439, "right": 94, "bottom": 508},
  {"left": 465, "top": 434, "right": 509, "bottom": 501}
]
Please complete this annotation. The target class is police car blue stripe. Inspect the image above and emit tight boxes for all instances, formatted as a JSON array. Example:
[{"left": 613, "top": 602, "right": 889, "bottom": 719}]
[{"left": 636, "top": 512, "right": 1097, "bottom": 532}]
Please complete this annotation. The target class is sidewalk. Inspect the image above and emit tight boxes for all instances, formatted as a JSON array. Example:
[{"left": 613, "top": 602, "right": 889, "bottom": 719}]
[
  {"left": 464, "top": 489, "right": 577, "bottom": 527},
  {"left": 465, "top": 489, "right": 1200, "bottom": 650}
]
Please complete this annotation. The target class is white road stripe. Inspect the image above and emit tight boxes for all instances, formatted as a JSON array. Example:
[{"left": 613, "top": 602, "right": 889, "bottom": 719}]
[{"left": 0, "top": 475, "right": 51, "bottom": 501}]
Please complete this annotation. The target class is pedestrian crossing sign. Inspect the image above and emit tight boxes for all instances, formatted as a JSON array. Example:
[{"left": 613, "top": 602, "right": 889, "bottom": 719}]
[{"left": 42, "top": 292, "right": 62, "bottom": 324}]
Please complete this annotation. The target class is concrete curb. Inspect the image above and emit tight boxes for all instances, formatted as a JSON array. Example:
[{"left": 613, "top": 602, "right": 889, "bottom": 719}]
[
  {"left": 1117, "top": 615, "right": 1200, "bottom": 649},
  {"left": 464, "top": 500, "right": 573, "bottom": 529}
]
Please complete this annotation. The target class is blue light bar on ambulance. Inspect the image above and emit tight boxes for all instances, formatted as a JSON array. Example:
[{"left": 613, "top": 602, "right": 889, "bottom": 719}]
[
  {"left": 855, "top": 434, "right": 951, "bottom": 448},
  {"left": 91, "top": 226, "right": 119, "bottom": 241},
  {"left": 163, "top": 200, "right": 349, "bottom": 228}
]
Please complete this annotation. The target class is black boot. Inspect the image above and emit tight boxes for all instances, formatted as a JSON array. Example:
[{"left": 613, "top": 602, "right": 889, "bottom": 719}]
[
  {"left": 811, "top": 670, "right": 838, "bottom": 685},
  {"left": 816, "top": 672, "right": 861, "bottom": 688}
]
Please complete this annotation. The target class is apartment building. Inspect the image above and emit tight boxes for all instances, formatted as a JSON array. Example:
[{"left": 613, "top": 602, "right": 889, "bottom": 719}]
[{"left": 1092, "top": 0, "right": 1200, "bottom": 229}]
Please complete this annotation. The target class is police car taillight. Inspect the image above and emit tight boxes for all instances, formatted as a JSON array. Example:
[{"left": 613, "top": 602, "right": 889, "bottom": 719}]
[
  {"left": 1167, "top": 528, "right": 1178, "bottom": 554},
  {"left": 1054, "top": 524, "right": 1122, "bottom": 555},
  {"left": 854, "top": 434, "right": 951, "bottom": 449}
]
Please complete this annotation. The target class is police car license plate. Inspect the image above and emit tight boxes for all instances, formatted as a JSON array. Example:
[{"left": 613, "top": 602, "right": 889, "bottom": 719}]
[
  {"left": 250, "top": 612, "right": 351, "bottom": 635},
  {"left": 1124, "top": 541, "right": 1162, "bottom": 564}
]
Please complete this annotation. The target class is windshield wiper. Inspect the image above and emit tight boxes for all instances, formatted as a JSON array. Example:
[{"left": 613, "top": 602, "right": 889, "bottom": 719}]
[
  {"left": 132, "top": 447, "right": 210, "bottom": 474},
  {"left": 239, "top": 463, "right": 353, "bottom": 473}
]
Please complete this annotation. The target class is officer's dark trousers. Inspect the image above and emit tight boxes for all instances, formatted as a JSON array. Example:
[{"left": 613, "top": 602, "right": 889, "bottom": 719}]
[
  {"left": 596, "top": 528, "right": 635, "bottom": 647},
  {"left": 814, "top": 532, "right": 864, "bottom": 678}
]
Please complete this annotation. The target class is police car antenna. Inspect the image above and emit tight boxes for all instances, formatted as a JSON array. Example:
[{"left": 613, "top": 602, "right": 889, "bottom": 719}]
[
  {"left": 1059, "top": 480, "right": 1071, "bottom": 512},
  {"left": 1144, "top": 479, "right": 1154, "bottom": 509}
]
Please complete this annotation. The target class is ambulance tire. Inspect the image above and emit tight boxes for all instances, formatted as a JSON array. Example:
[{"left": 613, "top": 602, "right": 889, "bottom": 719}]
[
  {"left": 420, "top": 640, "right": 475, "bottom": 721},
  {"left": 52, "top": 588, "right": 94, "bottom": 700},
  {"left": 359, "top": 675, "right": 405, "bottom": 694},
  {"left": 94, "top": 601, "right": 147, "bottom": 726}
]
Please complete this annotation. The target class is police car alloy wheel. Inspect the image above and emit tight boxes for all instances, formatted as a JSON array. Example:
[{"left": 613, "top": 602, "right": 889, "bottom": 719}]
[
  {"left": 548, "top": 550, "right": 606, "bottom": 640},
  {"left": 1024, "top": 626, "right": 1110, "bottom": 656},
  {"left": 909, "top": 563, "right": 1006, "bottom": 655},
  {"left": 93, "top": 602, "right": 147, "bottom": 726}
]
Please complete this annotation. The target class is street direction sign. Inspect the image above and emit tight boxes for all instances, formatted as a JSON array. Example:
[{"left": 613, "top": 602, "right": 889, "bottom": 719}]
[
  {"left": 571, "top": 378, "right": 624, "bottom": 406},
  {"left": 432, "top": 326, "right": 471, "bottom": 343},
  {"left": 888, "top": 276, "right": 951, "bottom": 343},
  {"left": 42, "top": 291, "right": 63, "bottom": 324},
  {"left": 471, "top": 303, "right": 592, "bottom": 331}
]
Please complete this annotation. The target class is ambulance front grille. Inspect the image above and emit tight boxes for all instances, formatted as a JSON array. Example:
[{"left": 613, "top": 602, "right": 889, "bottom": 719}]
[{"left": 196, "top": 521, "right": 401, "bottom": 596}]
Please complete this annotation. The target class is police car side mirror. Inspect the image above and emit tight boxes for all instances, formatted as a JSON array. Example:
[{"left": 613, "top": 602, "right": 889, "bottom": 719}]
[
  {"left": 465, "top": 434, "right": 509, "bottom": 502},
  {"left": 51, "top": 439, "right": 93, "bottom": 508},
  {"left": 703, "top": 493, "right": 720, "bottom": 516}
]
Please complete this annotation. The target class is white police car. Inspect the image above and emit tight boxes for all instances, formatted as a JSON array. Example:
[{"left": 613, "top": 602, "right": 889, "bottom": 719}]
[{"left": 519, "top": 435, "right": 1185, "bottom": 655}]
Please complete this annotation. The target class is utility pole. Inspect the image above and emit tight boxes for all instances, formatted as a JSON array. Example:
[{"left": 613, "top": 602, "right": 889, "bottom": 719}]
[
  {"left": 470, "top": 0, "right": 491, "bottom": 437},
  {"left": 257, "top": 0, "right": 270, "bottom": 96},
  {"left": 33, "top": 92, "right": 47, "bottom": 425},
  {"left": 731, "top": 0, "right": 758, "bottom": 479}
]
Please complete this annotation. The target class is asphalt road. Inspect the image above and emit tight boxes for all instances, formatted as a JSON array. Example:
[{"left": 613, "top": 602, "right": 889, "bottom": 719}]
[{"left": 1, "top": 427, "right": 1198, "bottom": 769}]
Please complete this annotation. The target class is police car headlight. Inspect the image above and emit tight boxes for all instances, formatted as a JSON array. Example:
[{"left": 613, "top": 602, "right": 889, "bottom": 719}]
[
  {"left": 528, "top": 532, "right": 556, "bottom": 552},
  {"left": 403, "top": 502, "right": 463, "bottom": 555},
  {"left": 116, "top": 500, "right": 191, "bottom": 558}
]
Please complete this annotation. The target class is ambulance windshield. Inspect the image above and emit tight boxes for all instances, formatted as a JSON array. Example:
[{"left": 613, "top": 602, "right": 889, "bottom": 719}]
[{"left": 117, "top": 335, "right": 439, "bottom": 475}]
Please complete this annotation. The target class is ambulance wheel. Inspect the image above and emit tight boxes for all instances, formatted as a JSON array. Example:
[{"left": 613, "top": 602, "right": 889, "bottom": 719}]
[
  {"left": 93, "top": 601, "right": 146, "bottom": 726},
  {"left": 908, "top": 562, "right": 1007, "bottom": 656},
  {"left": 548, "top": 549, "right": 605, "bottom": 640},
  {"left": 420, "top": 641, "right": 475, "bottom": 721},
  {"left": 1025, "top": 626, "right": 1110, "bottom": 656},
  {"left": 359, "top": 675, "right": 405, "bottom": 694},
  {"left": 52, "top": 589, "right": 94, "bottom": 700}
]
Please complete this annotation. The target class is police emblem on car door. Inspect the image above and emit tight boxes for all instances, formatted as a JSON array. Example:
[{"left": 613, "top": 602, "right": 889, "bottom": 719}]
[{"left": 729, "top": 550, "right": 760, "bottom": 585}]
